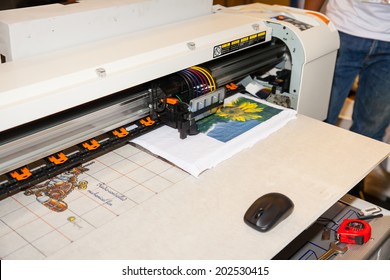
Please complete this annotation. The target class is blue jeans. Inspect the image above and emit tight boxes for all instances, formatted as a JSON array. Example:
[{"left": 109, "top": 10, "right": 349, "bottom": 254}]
[{"left": 326, "top": 31, "right": 390, "bottom": 141}]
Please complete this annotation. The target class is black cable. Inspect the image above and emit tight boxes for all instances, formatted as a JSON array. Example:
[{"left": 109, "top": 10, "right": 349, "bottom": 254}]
[
  {"left": 316, "top": 217, "right": 338, "bottom": 225},
  {"left": 176, "top": 72, "right": 194, "bottom": 103},
  {"left": 183, "top": 69, "right": 202, "bottom": 97},
  {"left": 180, "top": 70, "right": 198, "bottom": 99}
]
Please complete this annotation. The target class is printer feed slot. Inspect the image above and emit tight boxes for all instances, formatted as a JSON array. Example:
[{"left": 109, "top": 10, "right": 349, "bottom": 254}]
[
  {"left": 16, "top": 0, "right": 79, "bottom": 8},
  {"left": 207, "top": 40, "right": 287, "bottom": 86}
]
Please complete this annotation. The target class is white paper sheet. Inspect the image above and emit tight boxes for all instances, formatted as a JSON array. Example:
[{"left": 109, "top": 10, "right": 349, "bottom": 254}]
[{"left": 132, "top": 93, "right": 296, "bottom": 177}]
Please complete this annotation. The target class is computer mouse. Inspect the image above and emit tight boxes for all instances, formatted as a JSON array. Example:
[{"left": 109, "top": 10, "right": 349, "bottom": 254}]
[{"left": 244, "top": 192, "right": 294, "bottom": 232}]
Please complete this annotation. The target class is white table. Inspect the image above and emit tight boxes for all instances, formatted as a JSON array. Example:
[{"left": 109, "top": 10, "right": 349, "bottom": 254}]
[{"left": 48, "top": 115, "right": 390, "bottom": 259}]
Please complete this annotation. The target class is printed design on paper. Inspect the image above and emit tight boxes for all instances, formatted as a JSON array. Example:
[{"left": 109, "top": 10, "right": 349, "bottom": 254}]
[
  {"left": 24, "top": 166, "right": 89, "bottom": 212},
  {"left": 197, "top": 97, "right": 282, "bottom": 142}
]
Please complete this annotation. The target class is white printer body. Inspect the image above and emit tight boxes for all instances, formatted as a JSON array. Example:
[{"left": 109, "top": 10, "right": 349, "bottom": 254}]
[{"left": 0, "top": 0, "right": 339, "bottom": 199}]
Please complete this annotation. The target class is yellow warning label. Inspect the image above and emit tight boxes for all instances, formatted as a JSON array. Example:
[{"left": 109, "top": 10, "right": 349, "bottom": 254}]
[{"left": 213, "top": 31, "right": 267, "bottom": 58}]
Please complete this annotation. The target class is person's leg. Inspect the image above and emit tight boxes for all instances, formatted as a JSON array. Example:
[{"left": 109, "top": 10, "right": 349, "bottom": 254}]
[
  {"left": 350, "top": 40, "right": 390, "bottom": 141},
  {"left": 326, "top": 32, "right": 370, "bottom": 124}
]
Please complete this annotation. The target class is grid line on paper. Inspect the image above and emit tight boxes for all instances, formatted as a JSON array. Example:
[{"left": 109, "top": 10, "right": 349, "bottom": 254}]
[{"left": 0, "top": 144, "right": 190, "bottom": 259}]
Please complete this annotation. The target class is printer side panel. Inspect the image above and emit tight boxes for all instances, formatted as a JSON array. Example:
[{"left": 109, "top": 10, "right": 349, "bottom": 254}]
[
  {"left": 216, "top": 4, "right": 340, "bottom": 121},
  {"left": 298, "top": 51, "right": 338, "bottom": 120},
  {"left": 268, "top": 20, "right": 338, "bottom": 120}
]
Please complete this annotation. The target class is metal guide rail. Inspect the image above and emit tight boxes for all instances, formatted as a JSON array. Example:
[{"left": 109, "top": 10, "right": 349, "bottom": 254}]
[{"left": 0, "top": 117, "right": 161, "bottom": 201}]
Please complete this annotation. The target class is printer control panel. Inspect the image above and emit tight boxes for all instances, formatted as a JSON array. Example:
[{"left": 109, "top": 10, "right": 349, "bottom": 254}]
[{"left": 271, "top": 15, "right": 313, "bottom": 31}]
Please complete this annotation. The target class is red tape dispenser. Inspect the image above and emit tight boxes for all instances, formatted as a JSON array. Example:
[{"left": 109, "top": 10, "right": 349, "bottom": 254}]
[{"left": 337, "top": 219, "right": 371, "bottom": 245}]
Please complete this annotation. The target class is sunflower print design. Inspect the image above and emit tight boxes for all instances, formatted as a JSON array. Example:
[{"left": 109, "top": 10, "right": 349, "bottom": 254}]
[
  {"left": 216, "top": 98, "right": 264, "bottom": 121},
  {"left": 197, "top": 96, "right": 282, "bottom": 142}
]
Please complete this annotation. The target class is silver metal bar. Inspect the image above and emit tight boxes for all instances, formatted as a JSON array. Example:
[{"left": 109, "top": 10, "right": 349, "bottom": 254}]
[{"left": 0, "top": 91, "right": 150, "bottom": 175}]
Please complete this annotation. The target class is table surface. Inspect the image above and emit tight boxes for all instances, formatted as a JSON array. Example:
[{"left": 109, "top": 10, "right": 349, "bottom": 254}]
[{"left": 47, "top": 115, "right": 390, "bottom": 259}]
